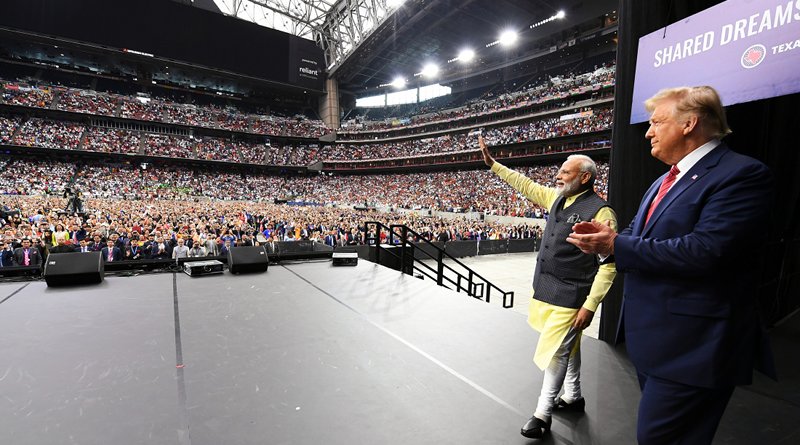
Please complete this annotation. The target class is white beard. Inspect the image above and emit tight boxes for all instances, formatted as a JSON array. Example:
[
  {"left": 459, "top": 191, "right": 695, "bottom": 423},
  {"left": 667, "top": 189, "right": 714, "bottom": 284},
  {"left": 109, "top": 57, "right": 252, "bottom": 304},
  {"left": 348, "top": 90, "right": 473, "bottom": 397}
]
[{"left": 557, "top": 178, "right": 582, "bottom": 197}]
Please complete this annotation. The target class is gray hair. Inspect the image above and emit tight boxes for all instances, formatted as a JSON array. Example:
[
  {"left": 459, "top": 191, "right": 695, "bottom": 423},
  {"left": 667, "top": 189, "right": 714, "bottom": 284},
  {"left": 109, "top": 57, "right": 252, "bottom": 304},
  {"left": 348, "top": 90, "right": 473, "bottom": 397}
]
[{"left": 567, "top": 154, "right": 597, "bottom": 188}]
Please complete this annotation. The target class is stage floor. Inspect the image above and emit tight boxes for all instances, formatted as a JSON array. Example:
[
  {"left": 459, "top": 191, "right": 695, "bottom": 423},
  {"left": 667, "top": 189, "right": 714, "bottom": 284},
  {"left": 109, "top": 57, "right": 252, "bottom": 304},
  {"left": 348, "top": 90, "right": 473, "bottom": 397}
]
[{"left": 1, "top": 260, "right": 798, "bottom": 444}]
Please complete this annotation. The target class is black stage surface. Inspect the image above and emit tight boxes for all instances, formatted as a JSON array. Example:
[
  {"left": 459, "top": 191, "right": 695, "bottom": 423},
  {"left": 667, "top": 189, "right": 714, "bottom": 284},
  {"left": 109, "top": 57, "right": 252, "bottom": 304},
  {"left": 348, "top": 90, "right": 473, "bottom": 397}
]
[{"left": 1, "top": 260, "right": 798, "bottom": 444}]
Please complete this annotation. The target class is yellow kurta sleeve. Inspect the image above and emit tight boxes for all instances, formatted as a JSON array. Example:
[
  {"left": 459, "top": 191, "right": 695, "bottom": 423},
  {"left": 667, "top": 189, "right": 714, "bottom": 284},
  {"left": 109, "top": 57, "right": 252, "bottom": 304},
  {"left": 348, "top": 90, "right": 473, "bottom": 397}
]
[
  {"left": 581, "top": 205, "right": 618, "bottom": 312},
  {"left": 491, "top": 162, "right": 558, "bottom": 210}
]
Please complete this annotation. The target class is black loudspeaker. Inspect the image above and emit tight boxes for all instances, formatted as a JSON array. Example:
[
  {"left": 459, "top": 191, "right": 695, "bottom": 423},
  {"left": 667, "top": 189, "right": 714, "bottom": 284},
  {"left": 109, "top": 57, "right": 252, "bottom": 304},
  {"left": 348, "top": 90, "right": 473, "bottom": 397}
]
[
  {"left": 43, "top": 252, "right": 104, "bottom": 286},
  {"left": 228, "top": 246, "right": 269, "bottom": 274},
  {"left": 332, "top": 247, "right": 358, "bottom": 266}
]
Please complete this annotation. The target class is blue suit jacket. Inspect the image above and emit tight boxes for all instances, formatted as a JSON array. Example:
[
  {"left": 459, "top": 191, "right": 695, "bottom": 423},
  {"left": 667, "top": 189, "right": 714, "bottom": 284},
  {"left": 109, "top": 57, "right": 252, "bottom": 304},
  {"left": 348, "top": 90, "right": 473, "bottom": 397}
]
[
  {"left": 100, "top": 246, "right": 122, "bottom": 262},
  {"left": 0, "top": 249, "right": 13, "bottom": 267},
  {"left": 615, "top": 143, "right": 773, "bottom": 388}
]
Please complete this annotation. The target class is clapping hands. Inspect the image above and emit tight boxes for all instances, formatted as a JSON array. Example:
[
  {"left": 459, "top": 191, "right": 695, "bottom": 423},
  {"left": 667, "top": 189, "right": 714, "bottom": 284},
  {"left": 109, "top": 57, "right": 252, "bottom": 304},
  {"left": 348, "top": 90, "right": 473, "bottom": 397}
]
[{"left": 566, "top": 219, "right": 616, "bottom": 256}]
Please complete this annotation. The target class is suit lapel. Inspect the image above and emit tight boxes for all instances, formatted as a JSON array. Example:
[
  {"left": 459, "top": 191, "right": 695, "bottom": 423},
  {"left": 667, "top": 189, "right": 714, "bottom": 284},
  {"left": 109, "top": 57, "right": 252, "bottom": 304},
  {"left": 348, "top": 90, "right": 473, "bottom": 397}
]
[{"left": 642, "top": 145, "right": 728, "bottom": 236}]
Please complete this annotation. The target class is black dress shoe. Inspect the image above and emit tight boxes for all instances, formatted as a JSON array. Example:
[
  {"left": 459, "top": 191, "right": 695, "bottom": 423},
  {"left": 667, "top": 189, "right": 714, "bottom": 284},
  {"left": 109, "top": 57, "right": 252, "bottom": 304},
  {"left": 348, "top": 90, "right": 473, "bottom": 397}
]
[
  {"left": 554, "top": 397, "right": 585, "bottom": 412},
  {"left": 520, "top": 415, "right": 551, "bottom": 439}
]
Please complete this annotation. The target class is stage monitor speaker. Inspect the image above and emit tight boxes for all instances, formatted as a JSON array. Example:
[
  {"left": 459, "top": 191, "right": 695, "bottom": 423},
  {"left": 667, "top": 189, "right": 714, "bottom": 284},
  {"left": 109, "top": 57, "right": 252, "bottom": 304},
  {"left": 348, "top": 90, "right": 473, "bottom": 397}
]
[
  {"left": 43, "top": 252, "right": 104, "bottom": 286},
  {"left": 332, "top": 247, "right": 358, "bottom": 266},
  {"left": 228, "top": 246, "right": 269, "bottom": 274}
]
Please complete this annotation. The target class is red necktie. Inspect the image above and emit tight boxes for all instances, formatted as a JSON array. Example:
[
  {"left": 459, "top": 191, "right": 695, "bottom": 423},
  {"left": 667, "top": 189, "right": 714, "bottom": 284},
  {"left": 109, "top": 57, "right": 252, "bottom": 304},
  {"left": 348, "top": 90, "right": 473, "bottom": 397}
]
[{"left": 645, "top": 165, "right": 680, "bottom": 224}]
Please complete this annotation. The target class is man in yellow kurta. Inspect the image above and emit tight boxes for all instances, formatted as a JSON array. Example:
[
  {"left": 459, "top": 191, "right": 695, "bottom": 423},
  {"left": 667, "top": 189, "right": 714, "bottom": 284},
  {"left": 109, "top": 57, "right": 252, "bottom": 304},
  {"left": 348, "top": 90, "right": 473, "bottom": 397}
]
[{"left": 479, "top": 136, "right": 617, "bottom": 439}]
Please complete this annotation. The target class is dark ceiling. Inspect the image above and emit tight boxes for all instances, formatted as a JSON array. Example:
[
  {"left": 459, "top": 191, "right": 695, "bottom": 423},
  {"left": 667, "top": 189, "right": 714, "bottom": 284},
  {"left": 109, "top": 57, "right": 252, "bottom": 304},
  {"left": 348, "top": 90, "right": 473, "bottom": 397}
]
[{"left": 333, "top": 0, "right": 619, "bottom": 94}]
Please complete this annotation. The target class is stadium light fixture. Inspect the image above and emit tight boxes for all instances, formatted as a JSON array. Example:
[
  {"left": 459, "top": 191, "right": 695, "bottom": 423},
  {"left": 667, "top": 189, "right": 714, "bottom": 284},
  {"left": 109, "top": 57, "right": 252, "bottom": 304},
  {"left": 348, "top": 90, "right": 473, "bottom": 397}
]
[
  {"left": 499, "top": 30, "right": 518, "bottom": 46},
  {"left": 448, "top": 48, "right": 475, "bottom": 63},
  {"left": 458, "top": 48, "right": 475, "bottom": 62},
  {"left": 530, "top": 11, "right": 566, "bottom": 29},
  {"left": 421, "top": 63, "right": 439, "bottom": 78},
  {"left": 391, "top": 77, "right": 407, "bottom": 88},
  {"left": 487, "top": 30, "right": 519, "bottom": 48}
]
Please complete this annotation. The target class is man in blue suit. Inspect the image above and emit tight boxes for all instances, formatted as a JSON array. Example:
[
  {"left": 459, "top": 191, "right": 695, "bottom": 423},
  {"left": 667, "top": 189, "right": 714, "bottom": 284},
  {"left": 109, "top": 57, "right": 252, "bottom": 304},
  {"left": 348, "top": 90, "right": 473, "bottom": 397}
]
[
  {"left": 0, "top": 239, "right": 14, "bottom": 267},
  {"left": 100, "top": 239, "right": 122, "bottom": 262},
  {"left": 566, "top": 86, "right": 773, "bottom": 444}
]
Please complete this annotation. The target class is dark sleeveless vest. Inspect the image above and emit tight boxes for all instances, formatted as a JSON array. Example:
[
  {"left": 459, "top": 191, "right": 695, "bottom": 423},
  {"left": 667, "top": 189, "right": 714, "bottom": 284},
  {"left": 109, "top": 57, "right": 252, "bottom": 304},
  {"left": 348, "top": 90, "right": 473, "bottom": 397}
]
[{"left": 532, "top": 190, "right": 608, "bottom": 309}]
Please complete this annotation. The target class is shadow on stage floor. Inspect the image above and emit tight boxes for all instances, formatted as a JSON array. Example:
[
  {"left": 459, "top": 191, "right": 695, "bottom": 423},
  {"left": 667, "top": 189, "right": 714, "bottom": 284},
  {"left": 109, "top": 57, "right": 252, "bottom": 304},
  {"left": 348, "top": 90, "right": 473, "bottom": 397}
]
[{"left": 0, "top": 260, "right": 798, "bottom": 444}]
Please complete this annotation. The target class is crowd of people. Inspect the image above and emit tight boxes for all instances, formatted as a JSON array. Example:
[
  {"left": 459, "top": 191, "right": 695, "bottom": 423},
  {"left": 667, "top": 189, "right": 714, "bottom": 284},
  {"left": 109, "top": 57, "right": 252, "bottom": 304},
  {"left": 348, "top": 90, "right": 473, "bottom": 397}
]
[
  {"left": 1, "top": 75, "right": 614, "bottom": 168},
  {"left": 118, "top": 96, "right": 167, "bottom": 122},
  {"left": 0, "top": 158, "right": 75, "bottom": 196},
  {"left": 339, "top": 63, "right": 615, "bottom": 136},
  {"left": 238, "top": 140, "right": 268, "bottom": 164},
  {"left": 1, "top": 80, "right": 329, "bottom": 138},
  {"left": 194, "top": 137, "right": 243, "bottom": 162},
  {"left": 0, "top": 156, "right": 608, "bottom": 216},
  {"left": 1, "top": 66, "right": 616, "bottom": 146},
  {"left": 250, "top": 116, "right": 327, "bottom": 138},
  {"left": 83, "top": 128, "right": 142, "bottom": 154},
  {"left": 264, "top": 144, "right": 320, "bottom": 166},
  {"left": 210, "top": 107, "right": 252, "bottom": 132},
  {"left": 0, "top": 111, "right": 610, "bottom": 164},
  {"left": 0, "top": 146, "right": 617, "bottom": 269},
  {"left": 0, "top": 83, "right": 53, "bottom": 108},
  {"left": 0, "top": 114, "right": 326, "bottom": 164},
  {"left": 0, "top": 194, "right": 546, "bottom": 267},
  {"left": 1, "top": 74, "right": 614, "bottom": 257},
  {"left": 322, "top": 107, "right": 612, "bottom": 161},
  {"left": 143, "top": 133, "right": 197, "bottom": 159},
  {"left": 57, "top": 89, "right": 117, "bottom": 116},
  {"left": 188, "top": 138, "right": 323, "bottom": 165},
  {"left": 0, "top": 116, "right": 19, "bottom": 143},
  {"left": 13, "top": 118, "right": 85, "bottom": 150}
]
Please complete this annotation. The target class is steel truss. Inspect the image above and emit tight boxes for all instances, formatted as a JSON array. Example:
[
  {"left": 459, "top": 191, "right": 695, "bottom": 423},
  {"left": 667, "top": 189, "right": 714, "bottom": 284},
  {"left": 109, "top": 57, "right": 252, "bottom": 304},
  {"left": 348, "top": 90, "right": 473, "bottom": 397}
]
[{"left": 213, "top": 0, "right": 400, "bottom": 73}]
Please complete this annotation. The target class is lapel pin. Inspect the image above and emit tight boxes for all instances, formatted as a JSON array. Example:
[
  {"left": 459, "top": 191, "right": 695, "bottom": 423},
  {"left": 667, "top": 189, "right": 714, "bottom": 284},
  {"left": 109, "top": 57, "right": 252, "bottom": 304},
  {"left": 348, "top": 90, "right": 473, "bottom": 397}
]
[{"left": 691, "top": 174, "right": 698, "bottom": 180}]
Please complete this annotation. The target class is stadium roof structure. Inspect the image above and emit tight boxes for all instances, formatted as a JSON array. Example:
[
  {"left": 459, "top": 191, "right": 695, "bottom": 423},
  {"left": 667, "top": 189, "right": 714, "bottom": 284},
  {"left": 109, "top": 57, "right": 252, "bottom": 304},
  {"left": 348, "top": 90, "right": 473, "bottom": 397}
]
[
  {"left": 210, "top": 0, "right": 401, "bottom": 71},
  {"left": 210, "top": 0, "right": 335, "bottom": 41},
  {"left": 207, "top": 0, "right": 618, "bottom": 93}
]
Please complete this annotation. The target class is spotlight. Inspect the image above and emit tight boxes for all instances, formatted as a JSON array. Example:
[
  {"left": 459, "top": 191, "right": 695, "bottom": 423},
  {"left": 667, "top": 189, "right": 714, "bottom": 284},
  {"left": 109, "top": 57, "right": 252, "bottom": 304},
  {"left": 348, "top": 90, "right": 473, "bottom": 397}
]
[
  {"left": 530, "top": 11, "right": 567, "bottom": 29},
  {"left": 390, "top": 77, "right": 406, "bottom": 88},
  {"left": 421, "top": 63, "right": 439, "bottom": 78},
  {"left": 498, "top": 30, "right": 518, "bottom": 46},
  {"left": 458, "top": 49, "right": 475, "bottom": 62}
]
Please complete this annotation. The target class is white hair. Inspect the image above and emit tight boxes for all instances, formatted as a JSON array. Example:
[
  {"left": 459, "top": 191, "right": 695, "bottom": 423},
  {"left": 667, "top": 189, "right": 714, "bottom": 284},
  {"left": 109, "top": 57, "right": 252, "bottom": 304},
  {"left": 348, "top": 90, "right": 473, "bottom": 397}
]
[{"left": 566, "top": 154, "right": 597, "bottom": 187}]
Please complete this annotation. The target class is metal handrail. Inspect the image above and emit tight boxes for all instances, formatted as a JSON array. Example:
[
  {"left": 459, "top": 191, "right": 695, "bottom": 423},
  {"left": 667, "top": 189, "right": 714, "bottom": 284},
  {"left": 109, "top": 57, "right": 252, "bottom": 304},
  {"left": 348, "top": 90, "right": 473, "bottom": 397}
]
[{"left": 364, "top": 221, "right": 515, "bottom": 308}]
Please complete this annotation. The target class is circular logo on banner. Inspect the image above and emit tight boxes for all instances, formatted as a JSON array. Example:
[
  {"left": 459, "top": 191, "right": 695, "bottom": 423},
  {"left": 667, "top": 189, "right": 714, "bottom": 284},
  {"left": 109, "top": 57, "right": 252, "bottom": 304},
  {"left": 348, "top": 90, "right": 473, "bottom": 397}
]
[{"left": 741, "top": 44, "right": 766, "bottom": 69}]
